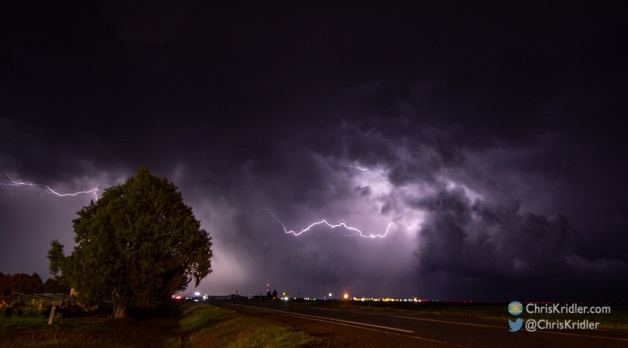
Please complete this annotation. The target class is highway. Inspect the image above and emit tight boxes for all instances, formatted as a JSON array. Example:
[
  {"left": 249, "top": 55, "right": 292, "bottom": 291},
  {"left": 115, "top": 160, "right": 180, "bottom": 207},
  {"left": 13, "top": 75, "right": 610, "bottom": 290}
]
[{"left": 213, "top": 300, "right": 628, "bottom": 347}]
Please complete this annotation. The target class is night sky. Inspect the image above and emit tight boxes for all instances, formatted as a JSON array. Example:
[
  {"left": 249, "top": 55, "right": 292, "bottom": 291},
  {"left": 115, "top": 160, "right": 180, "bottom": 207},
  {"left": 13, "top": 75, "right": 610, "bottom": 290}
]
[{"left": 1, "top": 1, "right": 627, "bottom": 301}]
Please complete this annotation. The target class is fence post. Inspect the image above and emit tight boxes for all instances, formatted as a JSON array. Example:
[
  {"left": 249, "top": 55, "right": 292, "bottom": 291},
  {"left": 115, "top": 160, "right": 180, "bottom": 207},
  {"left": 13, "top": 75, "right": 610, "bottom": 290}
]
[{"left": 48, "top": 305, "right": 56, "bottom": 325}]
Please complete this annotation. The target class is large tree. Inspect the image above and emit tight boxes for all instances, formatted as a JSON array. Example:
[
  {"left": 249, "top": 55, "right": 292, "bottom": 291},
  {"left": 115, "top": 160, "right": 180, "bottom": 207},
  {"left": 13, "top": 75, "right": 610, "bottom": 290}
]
[{"left": 48, "top": 167, "right": 213, "bottom": 318}]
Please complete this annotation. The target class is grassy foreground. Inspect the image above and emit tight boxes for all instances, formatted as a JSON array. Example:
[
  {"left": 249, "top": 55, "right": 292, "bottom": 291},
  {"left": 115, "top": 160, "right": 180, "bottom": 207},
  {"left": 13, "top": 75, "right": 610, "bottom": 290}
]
[
  {"left": 0, "top": 302, "right": 320, "bottom": 347},
  {"left": 171, "top": 302, "right": 319, "bottom": 347}
]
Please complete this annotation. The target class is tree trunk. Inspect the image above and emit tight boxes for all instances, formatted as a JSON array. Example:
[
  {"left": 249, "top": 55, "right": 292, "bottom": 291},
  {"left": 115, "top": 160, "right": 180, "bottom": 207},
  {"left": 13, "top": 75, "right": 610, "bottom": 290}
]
[
  {"left": 112, "top": 288, "right": 130, "bottom": 319},
  {"left": 114, "top": 303, "right": 127, "bottom": 319}
]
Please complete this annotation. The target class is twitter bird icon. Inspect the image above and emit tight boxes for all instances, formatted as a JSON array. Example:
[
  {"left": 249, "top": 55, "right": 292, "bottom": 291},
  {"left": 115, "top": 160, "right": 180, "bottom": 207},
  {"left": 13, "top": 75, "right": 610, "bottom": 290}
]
[{"left": 509, "top": 318, "right": 523, "bottom": 332}]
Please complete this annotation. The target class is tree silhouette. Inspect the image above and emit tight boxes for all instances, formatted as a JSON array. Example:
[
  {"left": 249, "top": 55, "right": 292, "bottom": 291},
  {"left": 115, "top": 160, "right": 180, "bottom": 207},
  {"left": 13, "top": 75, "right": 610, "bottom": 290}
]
[
  {"left": 42, "top": 277, "right": 70, "bottom": 294},
  {"left": 0, "top": 273, "right": 43, "bottom": 295}
]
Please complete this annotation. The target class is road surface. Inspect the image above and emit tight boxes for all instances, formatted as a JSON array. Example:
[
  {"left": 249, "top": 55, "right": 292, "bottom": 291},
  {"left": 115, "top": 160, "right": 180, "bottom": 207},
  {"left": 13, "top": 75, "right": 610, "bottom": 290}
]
[{"left": 212, "top": 300, "right": 628, "bottom": 347}]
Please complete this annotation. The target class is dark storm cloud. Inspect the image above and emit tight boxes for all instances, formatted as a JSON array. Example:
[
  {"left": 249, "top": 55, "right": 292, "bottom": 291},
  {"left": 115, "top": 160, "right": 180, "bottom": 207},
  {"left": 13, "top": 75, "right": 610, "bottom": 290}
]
[
  {"left": 189, "top": 106, "right": 628, "bottom": 299},
  {"left": 306, "top": 118, "right": 628, "bottom": 300},
  {"left": 1, "top": 1, "right": 627, "bottom": 300}
]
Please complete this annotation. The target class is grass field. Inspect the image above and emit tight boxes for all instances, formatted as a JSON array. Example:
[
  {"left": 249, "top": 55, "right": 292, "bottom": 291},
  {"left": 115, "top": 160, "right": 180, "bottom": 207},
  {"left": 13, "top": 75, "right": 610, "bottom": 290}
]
[
  {"left": 0, "top": 302, "right": 320, "bottom": 347},
  {"left": 171, "top": 302, "right": 320, "bottom": 347}
]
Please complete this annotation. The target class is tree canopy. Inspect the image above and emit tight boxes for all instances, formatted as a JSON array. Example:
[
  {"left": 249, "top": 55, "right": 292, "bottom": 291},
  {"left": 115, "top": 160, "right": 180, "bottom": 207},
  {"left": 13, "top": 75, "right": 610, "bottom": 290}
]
[
  {"left": 48, "top": 167, "right": 213, "bottom": 318},
  {"left": 0, "top": 272, "right": 43, "bottom": 295}
]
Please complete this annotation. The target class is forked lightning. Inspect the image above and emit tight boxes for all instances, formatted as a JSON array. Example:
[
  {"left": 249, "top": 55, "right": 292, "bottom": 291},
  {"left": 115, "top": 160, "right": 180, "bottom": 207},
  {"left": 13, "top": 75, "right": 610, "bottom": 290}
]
[
  {"left": 1, "top": 172, "right": 98, "bottom": 200},
  {"left": 268, "top": 210, "right": 393, "bottom": 239}
]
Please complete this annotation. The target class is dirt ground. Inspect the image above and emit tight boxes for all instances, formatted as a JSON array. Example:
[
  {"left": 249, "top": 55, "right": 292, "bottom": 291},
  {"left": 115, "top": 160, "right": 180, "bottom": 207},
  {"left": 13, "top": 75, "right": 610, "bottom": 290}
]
[{"left": 0, "top": 310, "right": 181, "bottom": 347}]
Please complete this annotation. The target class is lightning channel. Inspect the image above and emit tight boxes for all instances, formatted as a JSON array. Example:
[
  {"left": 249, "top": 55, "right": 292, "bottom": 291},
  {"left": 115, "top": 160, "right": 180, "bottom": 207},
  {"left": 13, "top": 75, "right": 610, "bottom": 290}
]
[
  {"left": 1, "top": 172, "right": 99, "bottom": 200},
  {"left": 348, "top": 162, "right": 369, "bottom": 171},
  {"left": 268, "top": 210, "right": 393, "bottom": 239}
]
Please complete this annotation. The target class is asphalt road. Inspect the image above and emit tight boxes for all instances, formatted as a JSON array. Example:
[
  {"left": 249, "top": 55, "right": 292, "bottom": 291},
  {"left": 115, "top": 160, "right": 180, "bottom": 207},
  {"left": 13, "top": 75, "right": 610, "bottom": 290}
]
[{"left": 212, "top": 301, "right": 628, "bottom": 347}]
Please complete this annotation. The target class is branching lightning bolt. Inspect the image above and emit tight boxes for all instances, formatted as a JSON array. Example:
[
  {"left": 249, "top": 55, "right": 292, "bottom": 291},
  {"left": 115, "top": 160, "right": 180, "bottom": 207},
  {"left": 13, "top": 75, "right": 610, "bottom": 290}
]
[
  {"left": 1, "top": 172, "right": 99, "bottom": 200},
  {"left": 268, "top": 210, "right": 393, "bottom": 239},
  {"left": 347, "top": 161, "right": 387, "bottom": 181},
  {"left": 348, "top": 162, "right": 369, "bottom": 172}
]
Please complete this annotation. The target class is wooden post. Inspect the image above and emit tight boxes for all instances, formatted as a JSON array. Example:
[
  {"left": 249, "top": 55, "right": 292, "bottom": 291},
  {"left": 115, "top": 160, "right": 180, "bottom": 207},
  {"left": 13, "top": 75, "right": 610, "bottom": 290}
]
[{"left": 48, "top": 305, "right": 56, "bottom": 325}]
